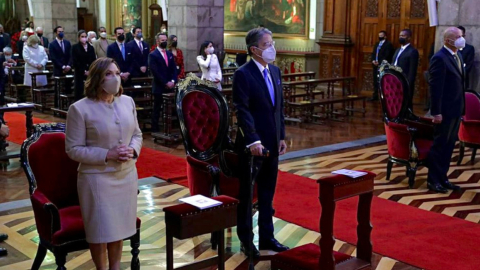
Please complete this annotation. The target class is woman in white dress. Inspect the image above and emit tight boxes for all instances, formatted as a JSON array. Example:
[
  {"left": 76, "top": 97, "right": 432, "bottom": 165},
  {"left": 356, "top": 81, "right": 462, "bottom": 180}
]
[
  {"left": 23, "top": 35, "right": 48, "bottom": 87},
  {"left": 65, "top": 57, "right": 142, "bottom": 270},
  {"left": 196, "top": 40, "right": 223, "bottom": 90}
]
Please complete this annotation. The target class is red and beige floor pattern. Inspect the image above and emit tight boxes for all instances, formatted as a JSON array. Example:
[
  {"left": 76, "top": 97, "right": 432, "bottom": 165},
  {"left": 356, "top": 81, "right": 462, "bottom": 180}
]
[{"left": 1, "top": 143, "right": 479, "bottom": 269}]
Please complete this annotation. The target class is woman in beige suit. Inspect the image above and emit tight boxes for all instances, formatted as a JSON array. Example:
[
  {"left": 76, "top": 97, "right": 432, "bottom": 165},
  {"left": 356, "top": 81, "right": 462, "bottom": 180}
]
[{"left": 65, "top": 57, "right": 142, "bottom": 270}]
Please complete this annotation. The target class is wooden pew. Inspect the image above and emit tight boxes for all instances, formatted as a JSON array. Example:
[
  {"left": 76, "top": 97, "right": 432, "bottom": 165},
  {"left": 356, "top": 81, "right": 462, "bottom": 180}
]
[
  {"left": 151, "top": 92, "right": 182, "bottom": 145},
  {"left": 123, "top": 84, "right": 154, "bottom": 130},
  {"left": 51, "top": 75, "right": 75, "bottom": 117},
  {"left": 5, "top": 66, "right": 30, "bottom": 103},
  {"left": 30, "top": 71, "right": 55, "bottom": 112},
  {"left": 281, "top": 71, "right": 316, "bottom": 81}
]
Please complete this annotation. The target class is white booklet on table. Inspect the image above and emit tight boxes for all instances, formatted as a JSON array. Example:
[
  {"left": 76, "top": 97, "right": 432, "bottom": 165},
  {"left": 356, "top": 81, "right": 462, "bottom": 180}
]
[
  {"left": 179, "top": 195, "right": 223, "bottom": 210},
  {"left": 332, "top": 169, "right": 368, "bottom": 178}
]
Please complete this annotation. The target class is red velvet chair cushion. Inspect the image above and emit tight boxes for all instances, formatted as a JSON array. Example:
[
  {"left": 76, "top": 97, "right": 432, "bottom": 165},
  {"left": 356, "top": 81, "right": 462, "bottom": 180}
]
[
  {"left": 51, "top": 206, "right": 85, "bottom": 245},
  {"left": 381, "top": 74, "right": 404, "bottom": 119},
  {"left": 182, "top": 91, "right": 220, "bottom": 152},
  {"left": 27, "top": 132, "right": 79, "bottom": 208},
  {"left": 385, "top": 123, "right": 432, "bottom": 160},
  {"left": 464, "top": 92, "right": 480, "bottom": 121},
  {"left": 163, "top": 195, "right": 239, "bottom": 216},
  {"left": 272, "top": 243, "right": 352, "bottom": 270}
]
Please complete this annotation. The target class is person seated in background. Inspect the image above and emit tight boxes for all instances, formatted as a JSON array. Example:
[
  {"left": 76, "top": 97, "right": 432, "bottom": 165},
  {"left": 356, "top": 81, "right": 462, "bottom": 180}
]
[
  {"left": 197, "top": 40, "right": 222, "bottom": 90},
  {"left": 167, "top": 35, "right": 185, "bottom": 80}
]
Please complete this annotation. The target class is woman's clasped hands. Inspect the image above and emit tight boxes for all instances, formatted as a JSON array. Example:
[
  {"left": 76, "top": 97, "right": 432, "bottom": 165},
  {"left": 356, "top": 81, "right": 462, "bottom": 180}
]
[{"left": 107, "top": 144, "right": 135, "bottom": 163}]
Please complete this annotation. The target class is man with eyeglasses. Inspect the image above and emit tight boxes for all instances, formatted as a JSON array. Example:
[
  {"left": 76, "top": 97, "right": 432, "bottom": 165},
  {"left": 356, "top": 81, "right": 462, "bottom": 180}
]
[{"left": 232, "top": 27, "right": 288, "bottom": 258}]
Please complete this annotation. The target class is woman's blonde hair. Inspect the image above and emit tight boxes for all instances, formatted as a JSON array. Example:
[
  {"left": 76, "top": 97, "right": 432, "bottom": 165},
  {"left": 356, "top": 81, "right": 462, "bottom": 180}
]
[
  {"left": 84, "top": 57, "right": 123, "bottom": 100},
  {"left": 26, "top": 35, "right": 39, "bottom": 47}
]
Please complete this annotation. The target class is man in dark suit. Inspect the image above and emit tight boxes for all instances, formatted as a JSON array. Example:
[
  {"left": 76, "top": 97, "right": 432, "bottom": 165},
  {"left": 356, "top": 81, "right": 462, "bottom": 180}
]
[
  {"left": 392, "top": 29, "right": 419, "bottom": 109},
  {"left": 148, "top": 33, "right": 177, "bottom": 132},
  {"left": 48, "top": 26, "right": 72, "bottom": 76},
  {"left": 427, "top": 27, "right": 466, "bottom": 193},
  {"left": 370, "top": 30, "right": 395, "bottom": 101},
  {"left": 125, "top": 25, "right": 135, "bottom": 44},
  {"left": 107, "top": 27, "right": 132, "bottom": 86},
  {"left": 233, "top": 27, "right": 288, "bottom": 258},
  {"left": 457, "top": 26, "right": 476, "bottom": 90},
  {"left": 0, "top": 24, "right": 11, "bottom": 55},
  {"left": 35, "top": 27, "right": 49, "bottom": 55},
  {"left": 126, "top": 27, "right": 149, "bottom": 79}
]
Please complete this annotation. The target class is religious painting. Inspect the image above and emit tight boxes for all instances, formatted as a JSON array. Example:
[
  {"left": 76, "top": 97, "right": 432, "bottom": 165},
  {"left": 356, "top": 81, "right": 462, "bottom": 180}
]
[
  {"left": 122, "top": 0, "right": 142, "bottom": 28},
  {"left": 224, "top": 0, "right": 309, "bottom": 37}
]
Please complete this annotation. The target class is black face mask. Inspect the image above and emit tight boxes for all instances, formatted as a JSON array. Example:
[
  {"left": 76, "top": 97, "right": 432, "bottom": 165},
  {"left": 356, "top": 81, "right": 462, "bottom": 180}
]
[
  {"left": 37, "top": 33, "right": 43, "bottom": 38},
  {"left": 117, "top": 34, "right": 125, "bottom": 42},
  {"left": 399, "top": 37, "right": 407, "bottom": 45},
  {"left": 172, "top": 41, "right": 178, "bottom": 47},
  {"left": 379, "top": 37, "right": 385, "bottom": 41},
  {"left": 160, "top": 41, "right": 167, "bottom": 49}
]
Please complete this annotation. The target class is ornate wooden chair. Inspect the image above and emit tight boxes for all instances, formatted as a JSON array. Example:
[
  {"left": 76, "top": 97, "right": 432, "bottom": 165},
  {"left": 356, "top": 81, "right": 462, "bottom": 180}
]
[
  {"left": 458, "top": 91, "right": 480, "bottom": 165},
  {"left": 379, "top": 62, "right": 434, "bottom": 188},
  {"left": 271, "top": 171, "right": 376, "bottom": 270},
  {"left": 176, "top": 74, "right": 257, "bottom": 248},
  {"left": 21, "top": 123, "right": 141, "bottom": 270}
]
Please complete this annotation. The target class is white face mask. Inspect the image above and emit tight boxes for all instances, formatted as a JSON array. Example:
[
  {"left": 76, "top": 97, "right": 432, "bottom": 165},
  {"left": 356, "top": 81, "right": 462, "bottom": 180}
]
[
  {"left": 5, "top": 55, "right": 11, "bottom": 61},
  {"left": 100, "top": 32, "right": 107, "bottom": 38},
  {"left": 103, "top": 74, "right": 121, "bottom": 95},
  {"left": 90, "top": 37, "right": 96, "bottom": 42},
  {"left": 256, "top": 45, "right": 276, "bottom": 63},
  {"left": 454, "top": 37, "right": 466, "bottom": 49},
  {"left": 22, "top": 35, "right": 28, "bottom": 41},
  {"left": 207, "top": 47, "right": 214, "bottom": 54}
]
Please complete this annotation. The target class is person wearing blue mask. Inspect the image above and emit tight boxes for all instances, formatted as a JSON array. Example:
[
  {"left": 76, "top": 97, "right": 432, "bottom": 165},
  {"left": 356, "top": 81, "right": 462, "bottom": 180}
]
[
  {"left": 126, "top": 27, "right": 149, "bottom": 79},
  {"left": 48, "top": 26, "right": 72, "bottom": 76}
]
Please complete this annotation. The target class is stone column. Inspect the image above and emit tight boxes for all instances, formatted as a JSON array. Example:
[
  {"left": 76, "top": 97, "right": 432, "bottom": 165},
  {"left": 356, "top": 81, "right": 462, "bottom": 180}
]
[
  {"left": 437, "top": 0, "right": 480, "bottom": 92},
  {"left": 168, "top": 0, "right": 224, "bottom": 72},
  {"left": 30, "top": 0, "right": 77, "bottom": 42}
]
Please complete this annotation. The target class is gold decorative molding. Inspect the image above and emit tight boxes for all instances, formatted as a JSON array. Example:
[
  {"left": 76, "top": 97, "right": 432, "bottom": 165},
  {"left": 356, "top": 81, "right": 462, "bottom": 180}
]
[{"left": 177, "top": 73, "right": 217, "bottom": 91}]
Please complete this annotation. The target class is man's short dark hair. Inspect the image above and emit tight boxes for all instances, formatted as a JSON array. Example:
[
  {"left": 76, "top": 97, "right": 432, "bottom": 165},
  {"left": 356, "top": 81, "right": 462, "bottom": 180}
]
[
  {"left": 114, "top": 27, "right": 124, "bottom": 35},
  {"left": 245, "top": 27, "right": 273, "bottom": 55},
  {"left": 379, "top": 30, "right": 387, "bottom": 36},
  {"left": 133, "top": 27, "right": 142, "bottom": 34},
  {"left": 54, "top": 26, "right": 63, "bottom": 33},
  {"left": 401, "top": 29, "right": 412, "bottom": 37},
  {"left": 457, "top": 26, "right": 466, "bottom": 35},
  {"left": 98, "top": 26, "right": 106, "bottom": 31}
]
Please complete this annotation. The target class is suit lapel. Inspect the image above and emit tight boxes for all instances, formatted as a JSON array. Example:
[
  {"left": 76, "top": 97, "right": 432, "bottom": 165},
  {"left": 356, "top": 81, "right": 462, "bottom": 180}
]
[
  {"left": 248, "top": 60, "right": 273, "bottom": 107},
  {"left": 442, "top": 47, "right": 462, "bottom": 77}
]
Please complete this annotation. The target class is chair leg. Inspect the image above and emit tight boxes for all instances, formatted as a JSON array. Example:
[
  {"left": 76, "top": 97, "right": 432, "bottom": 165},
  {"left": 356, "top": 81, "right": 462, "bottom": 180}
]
[
  {"left": 408, "top": 166, "right": 417, "bottom": 189},
  {"left": 211, "top": 231, "right": 218, "bottom": 250},
  {"left": 458, "top": 142, "right": 465, "bottom": 165},
  {"left": 130, "top": 229, "right": 141, "bottom": 270},
  {"left": 217, "top": 230, "right": 225, "bottom": 270},
  {"left": 386, "top": 160, "right": 393, "bottom": 180},
  {"left": 54, "top": 252, "right": 67, "bottom": 270},
  {"left": 471, "top": 148, "right": 477, "bottom": 165},
  {"left": 31, "top": 244, "right": 47, "bottom": 270}
]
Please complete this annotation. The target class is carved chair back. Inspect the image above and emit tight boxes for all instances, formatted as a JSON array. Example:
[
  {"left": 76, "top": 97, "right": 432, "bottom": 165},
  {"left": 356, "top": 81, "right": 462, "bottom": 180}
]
[{"left": 379, "top": 62, "right": 410, "bottom": 123}]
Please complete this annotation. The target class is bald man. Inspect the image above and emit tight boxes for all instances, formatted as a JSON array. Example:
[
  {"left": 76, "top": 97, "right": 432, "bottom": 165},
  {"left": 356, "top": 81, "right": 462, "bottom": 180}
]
[{"left": 427, "top": 27, "right": 466, "bottom": 193}]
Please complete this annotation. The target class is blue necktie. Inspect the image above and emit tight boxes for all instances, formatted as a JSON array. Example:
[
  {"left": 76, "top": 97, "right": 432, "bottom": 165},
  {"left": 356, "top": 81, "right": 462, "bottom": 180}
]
[
  {"left": 263, "top": 68, "right": 275, "bottom": 105},
  {"left": 121, "top": 43, "right": 125, "bottom": 60},
  {"left": 376, "top": 42, "right": 382, "bottom": 61}
]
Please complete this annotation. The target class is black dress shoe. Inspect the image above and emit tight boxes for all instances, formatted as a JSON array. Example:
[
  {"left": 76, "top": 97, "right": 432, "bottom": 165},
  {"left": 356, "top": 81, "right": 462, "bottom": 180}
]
[
  {"left": 0, "top": 233, "right": 7, "bottom": 242},
  {"left": 0, "top": 247, "right": 7, "bottom": 256},
  {"left": 259, "top": 238, "right": 289, "bottom": 252},
  {"left": 427, "top": 182, "right": 448, "bottom": 194},
  {"left": 441, "top": 181, "right": 461, "bottom": 191},
  {"left": 240, "top": 242, "right": 260, "bottom": 258}
]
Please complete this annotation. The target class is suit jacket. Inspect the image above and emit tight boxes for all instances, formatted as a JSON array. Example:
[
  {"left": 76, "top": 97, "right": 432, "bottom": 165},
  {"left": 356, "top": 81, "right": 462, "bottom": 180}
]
[
  {"left": 460, "top": 43, "right": 475, "bottom": 89},
  {"left": 38, "top": 36, "right": 49, "bottom": 50},
  {"left": 65, "top": 95, "right": 143, "bottom": 174},
  {"left": 392, "top": 44, "right": 419, "bottom": 90},
  {"left": 49, "top": 39, "right": 73, "bottom": 76},
  {"left": 429, "top": 47, "right": 465, "bottom": 119},
  {"left": 71, "top": 43, "right": 97, "bottom": 75},
  {"left": 125, "top": 32, "right": 134, "bottom": 44},
  {"left": 126, "top": 39, "right": 150, "bottom": 78},
  {"left": 233, "top": 60, "right": 285, "bottom": 156},
  {"left": 106, "top": 41, "right": 132, "bottom": 73},
  {"left": 371, "top": 40, "right": 394, "bottom": 64},
  {"left": 148, "top": 48, "right": 177, "bottom": 94},
  {"left": 16, "top": 40, "right": 24, "bottom": 59},
  {"left": 0, "top": 33, "right": 11, "bottom": 52},
  {"left": 92, "top": 38, "right": 113, "bottom": 58}
]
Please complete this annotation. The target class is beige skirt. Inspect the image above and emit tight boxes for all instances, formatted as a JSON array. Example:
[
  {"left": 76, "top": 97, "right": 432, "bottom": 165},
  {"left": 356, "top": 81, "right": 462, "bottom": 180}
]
[{"left": 77, "top": 166, "right": 138, "bottom": 243}]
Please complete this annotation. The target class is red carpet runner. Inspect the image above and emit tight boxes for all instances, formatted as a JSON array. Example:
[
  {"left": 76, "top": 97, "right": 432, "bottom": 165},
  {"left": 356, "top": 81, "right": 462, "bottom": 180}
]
[
  {"left": 4, "top": 112, "right": 48, "bottom": 144},
  {"left": 6, "top": 112, "right": 479, "bottom": 269}
]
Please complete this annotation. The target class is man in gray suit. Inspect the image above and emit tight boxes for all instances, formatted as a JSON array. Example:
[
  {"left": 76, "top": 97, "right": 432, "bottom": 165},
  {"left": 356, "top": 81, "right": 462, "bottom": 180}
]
[{"left": 92, "top": 26, "right": 113, "bottom": 58}]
